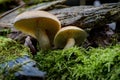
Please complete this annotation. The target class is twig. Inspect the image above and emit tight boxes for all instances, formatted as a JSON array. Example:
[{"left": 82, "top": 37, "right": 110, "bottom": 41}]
[
  {"left": 0, "top": 3, "right": 25, "bottom": 19},
  {"left": 27, "top": 0, "right": 66, "bottom": 11}
]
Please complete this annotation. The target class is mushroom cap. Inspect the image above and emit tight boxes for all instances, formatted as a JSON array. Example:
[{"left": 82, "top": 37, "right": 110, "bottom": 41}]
[
  {"left": 14, "top": 11, "right": 61, "bottom": 42},
  {"left": 54, "top": 26, "right": 87, "bottom": 48}
]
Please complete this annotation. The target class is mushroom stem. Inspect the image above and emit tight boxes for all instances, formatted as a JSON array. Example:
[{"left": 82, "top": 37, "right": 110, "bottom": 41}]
[
  {"left": 35, "top": 28, "right": 50, "bottom": 50},
  {"left": 64, "top": 38, "right": 75, "bottom": 49}
]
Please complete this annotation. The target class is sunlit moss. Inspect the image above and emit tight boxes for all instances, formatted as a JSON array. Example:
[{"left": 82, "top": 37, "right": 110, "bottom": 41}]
[
  {"left": 0, "top": 36, "right": 32, "bottom": 80},
  {"left": 1, "top": 36, "right": 120, "bottom": 80},
  {"left": 0, "top": 0, "right": 10, "bottom": 4},
  {"left": 0, "top": 36, "right": 31, "bottom": 64},
  {"left": 34, "top": 45, "right": 120, "bottom": 80}
]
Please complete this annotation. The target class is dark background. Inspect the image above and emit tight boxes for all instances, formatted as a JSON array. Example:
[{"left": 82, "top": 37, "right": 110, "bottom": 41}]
[{"left": 66, "top": 0, "right": 120, "bottom": 6}]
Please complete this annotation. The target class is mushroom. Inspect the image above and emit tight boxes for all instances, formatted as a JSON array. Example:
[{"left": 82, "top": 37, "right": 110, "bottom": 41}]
[
  {"left": 14, "top": 11, "right": 61, "bottom": 50},
  {"left": 54, "top": 26, "right": 87, "bottom": 49}
]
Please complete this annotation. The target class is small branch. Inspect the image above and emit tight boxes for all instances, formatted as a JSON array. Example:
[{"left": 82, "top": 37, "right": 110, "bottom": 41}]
[
  {"left": 0, "top": 3, "right": 25, "bottom": 19},
  {"left": 27, "top": 0, "right": 66, "bottom": 11}
]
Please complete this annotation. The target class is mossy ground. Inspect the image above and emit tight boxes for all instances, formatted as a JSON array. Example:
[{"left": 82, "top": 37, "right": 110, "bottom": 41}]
[
  {"left": 0, "top": 36, "right": 31, "bottom": 64},
  {"left": 34, "top": 44, "right": 120, "bottom": 80},
  {"left": 0, "top": 33, "right": 120, "bottom": 80},
  {"left": 0, "top": 36, "right": 31, "bottom": 80}
]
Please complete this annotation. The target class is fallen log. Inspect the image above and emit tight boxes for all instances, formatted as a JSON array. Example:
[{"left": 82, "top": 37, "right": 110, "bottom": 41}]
[
  {"left": 1, "top": 2, "right": 120, "bottom": 29},
  {"left": 50, "top": 2, "right": 120, "bottom": 28}
]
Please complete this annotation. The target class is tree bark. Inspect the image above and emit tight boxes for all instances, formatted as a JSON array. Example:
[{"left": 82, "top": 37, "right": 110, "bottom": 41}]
[
  {"left": 50, "top": 2, "right": 120, "bottom": 28},
  {"left": 0, "top": 2, "right": 120, "bottom": 29}
]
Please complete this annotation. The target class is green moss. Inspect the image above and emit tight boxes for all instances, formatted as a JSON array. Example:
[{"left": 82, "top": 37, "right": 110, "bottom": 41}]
[
  {"left": 0, "top": 28, "right": 11, "bottom": 36},
  {"left": 0, "top": 0, "right": 10, "bottom": 4},
  {"left": 34, "top": 45, "right": 120, "bottom": 80},
  {"left": 0, "top": 36, "right": 32, "bottom": 80},
  {"left": 0, "top": 36, "right": 31, "bottom": 64}
]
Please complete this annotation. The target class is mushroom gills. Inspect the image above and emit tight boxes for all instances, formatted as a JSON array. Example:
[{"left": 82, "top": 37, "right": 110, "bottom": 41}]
[
  {"left": 54, "top": 26, "right": 87, "bottom": 49},
  {"left": 14, "top": 11, "right": 61, "bottom": 50}
]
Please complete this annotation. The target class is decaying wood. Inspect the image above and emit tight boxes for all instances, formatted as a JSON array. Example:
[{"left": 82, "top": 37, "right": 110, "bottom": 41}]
[
  {"left": 1, "top": 2, "right": 120, "bottom": 30},
  {"left": 50, "top": 2, "right": 120, "bottom": 28}
]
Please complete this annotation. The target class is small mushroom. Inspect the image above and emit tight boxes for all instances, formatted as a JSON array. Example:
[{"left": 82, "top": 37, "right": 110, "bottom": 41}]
[
  {"left": 54, "top": 26, "right": 87, "bottom": 49},
  {"left": 14, "top": 11, "right": 61, "bottom": 50}
]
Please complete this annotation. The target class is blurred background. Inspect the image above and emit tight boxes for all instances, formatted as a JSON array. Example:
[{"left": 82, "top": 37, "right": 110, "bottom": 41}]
[
  {"left": 66, "top": 0, "right": 120, "bottom": 6},
  {"left": 0, "top": 0, "right": 120, "bottom": 13}
]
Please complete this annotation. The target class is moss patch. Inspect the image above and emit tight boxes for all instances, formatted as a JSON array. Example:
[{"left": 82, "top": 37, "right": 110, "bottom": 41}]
[
  {"left": 34, "top": 45, "right": 120, "bottom": 80},
  {"left": 0, "top": 36, "right": 31, "bottom": 64}
]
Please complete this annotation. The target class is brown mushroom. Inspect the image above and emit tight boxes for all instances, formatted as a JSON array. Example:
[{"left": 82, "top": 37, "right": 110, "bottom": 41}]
[
  {"left": 54, "top": 26, "right": 87, "bottom": 49},
  {"left": 14, "top": 11, "right": 61, "bottom": 50}
]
